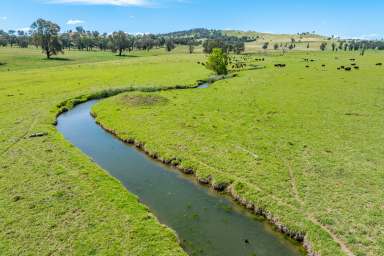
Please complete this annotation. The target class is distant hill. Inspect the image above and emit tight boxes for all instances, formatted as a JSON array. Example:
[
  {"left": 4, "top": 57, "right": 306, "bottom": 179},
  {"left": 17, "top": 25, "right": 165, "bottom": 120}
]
[
  {"left": 159, "top": 28, "right": 328, "bottom": 52},
  {"left": 159, "top": 28, "right": 326, "bottom": 41}
]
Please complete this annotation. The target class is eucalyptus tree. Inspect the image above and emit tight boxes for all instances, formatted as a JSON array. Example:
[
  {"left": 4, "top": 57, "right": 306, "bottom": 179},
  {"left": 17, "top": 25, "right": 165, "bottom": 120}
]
[
  {"left": 31, "top": 18, "right": 63, "bottom": 59},
  {"left": 111, "top": 31, "right": 130, "bottom": 56},
  {"left": 165, "top": 38, "right": 176, "bottom": 52},
  {"left": 320, "top": 42, "right": 327, "bottom": 51},
  {"left": 274, "top": 43, "right": 279, "bottom": 50},
  {"left": 0, "top": 30, "right": 9, "bottom": 47},
  {"left": 331, "top": 42, "right": 336, "bottom": 51},
  {"left": 7, "top": 30, "right": 17, "bottom": 47}
]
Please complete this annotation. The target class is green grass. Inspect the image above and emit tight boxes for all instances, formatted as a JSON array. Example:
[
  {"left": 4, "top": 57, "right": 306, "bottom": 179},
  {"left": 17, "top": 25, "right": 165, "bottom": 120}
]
[
  {"left": 0, "top": 46, "right": 204, "bottom": 71},
  {"left": 93, "top": 50, "right": 384, "bottom": 256},
  {"left": 0, "top": 47, "right": 210, "bottom": 255}
]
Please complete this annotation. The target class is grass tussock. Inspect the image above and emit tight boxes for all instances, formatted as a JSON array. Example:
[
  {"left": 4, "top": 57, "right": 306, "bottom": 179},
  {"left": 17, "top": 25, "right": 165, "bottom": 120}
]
[{"left": 122, "top": 94, "right": 169, "bottom": 107}]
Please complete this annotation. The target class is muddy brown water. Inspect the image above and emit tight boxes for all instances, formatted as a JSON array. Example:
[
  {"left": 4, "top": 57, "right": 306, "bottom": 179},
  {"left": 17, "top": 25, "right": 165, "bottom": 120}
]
[{"left": 57, "top": 97, "right": 304, "bottom": 256}]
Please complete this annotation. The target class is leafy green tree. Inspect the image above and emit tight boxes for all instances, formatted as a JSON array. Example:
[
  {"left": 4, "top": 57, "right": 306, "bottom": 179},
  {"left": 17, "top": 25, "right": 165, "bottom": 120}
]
[
  {"left": 189, "top": 43, "right": 195, "bottom": 54},
  {"left": 273, "top": 43, "right": 279, "bottom": 50},
  {"left": 60, "top": 33, "right": 72, "bottom": 50},
  {"left": 7, "top": 30, "right": 17, "bottom": 47},
  {"left": 203, "top": 39, "right": 225, "bottom": 53},
  {"left": 165, "top": 39, "right": 175, "bottom": 52},
  {"left": 360, "top": 44, "right": 366, "bottom": 56},
  {"left": 262, "top": 42, "right": 269, "bottom": 50},
  {"left": 31, "top": 18, "right": 63, "bottom": 59},
  {"left": 0, "top": 30, "right": 9, "bottom": 47},
  {"left": 206, "top": 48, "right": 228, "bottom": 75},
  {"left": 331, "top": 42, "right": 336, "bottom": 51},
  {"left": 320, "top": 42, "right": 327, "bottom": 51},
  {"left": 188, "top": 39, "right": 196, "bottom": 54},
  {"left": 110, "top": 31, "right": 130, "bottom": 56}
]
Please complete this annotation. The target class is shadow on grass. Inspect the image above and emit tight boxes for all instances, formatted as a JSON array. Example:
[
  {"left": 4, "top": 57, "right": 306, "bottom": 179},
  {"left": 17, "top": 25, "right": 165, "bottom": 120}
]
[
  {"left": 44, "top": 57, "right": 73, "bottom": 61},
  {"left": 115, "top": 54, "right": 140, "bottom": 58}
]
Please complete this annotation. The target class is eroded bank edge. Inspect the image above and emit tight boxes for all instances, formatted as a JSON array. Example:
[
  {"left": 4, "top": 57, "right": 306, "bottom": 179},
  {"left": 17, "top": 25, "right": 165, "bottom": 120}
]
[{"left": 53, "top": 74, "right": 339, "bottom": 256}]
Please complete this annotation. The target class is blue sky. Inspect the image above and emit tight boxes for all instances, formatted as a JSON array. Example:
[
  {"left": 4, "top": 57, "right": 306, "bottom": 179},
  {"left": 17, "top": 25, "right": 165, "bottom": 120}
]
[{"left": 0, "top": 0, "right": 383, "bottom": 39}]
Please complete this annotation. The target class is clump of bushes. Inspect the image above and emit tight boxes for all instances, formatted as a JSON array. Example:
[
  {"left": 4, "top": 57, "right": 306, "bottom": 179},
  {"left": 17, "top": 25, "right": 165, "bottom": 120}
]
[{"left": 205, "top": 48, "right": 228, "bottom": 75}]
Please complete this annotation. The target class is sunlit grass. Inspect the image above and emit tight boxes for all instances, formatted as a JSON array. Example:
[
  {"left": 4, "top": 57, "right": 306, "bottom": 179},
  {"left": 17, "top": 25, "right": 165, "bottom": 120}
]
[
  {"left": 93, "top": 50, "right": 384, "bottom": 256},
  {"left": 0, "top": 46, "right": 210, "bottom": 255}
]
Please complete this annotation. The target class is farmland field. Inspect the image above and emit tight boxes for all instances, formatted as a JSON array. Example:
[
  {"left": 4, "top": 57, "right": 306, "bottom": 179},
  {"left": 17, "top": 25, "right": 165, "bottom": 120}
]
[
  {"left": 92, "top": 51, "right": 384, "bottom": 256},
  {"left": 0, "top": 47, "right": 209, "bottom": 255},
  {"left": 1, "top": 45, "right": 383, "bottom": 256}
]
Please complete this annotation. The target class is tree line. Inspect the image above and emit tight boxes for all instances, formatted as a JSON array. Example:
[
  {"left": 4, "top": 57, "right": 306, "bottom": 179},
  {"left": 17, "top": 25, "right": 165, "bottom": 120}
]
[
  {"left": 2, "top": 18, "right": 382, "bottom": 58},
  {"left": 0, "top": 19, "right": 250, "bottom": 58}
]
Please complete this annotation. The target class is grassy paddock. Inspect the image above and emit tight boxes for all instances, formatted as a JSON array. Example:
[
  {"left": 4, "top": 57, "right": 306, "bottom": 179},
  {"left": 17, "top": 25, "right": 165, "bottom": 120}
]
[
  {"left": 0, "top": 47, "right": 210, "bottom": 255},
  {"left": 93, "top": 50, "right": 384, "bottom": 256}
]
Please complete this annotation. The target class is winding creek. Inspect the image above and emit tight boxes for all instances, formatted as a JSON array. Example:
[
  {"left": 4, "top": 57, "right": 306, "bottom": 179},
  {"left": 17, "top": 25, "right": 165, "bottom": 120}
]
[{"left": 56, "top": 86, "right": 304, "bottom": 256}]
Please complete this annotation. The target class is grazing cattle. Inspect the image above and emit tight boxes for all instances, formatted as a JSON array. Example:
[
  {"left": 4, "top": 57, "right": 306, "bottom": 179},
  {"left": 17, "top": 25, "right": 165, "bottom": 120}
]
[
  {"left": 350, "top": 58, "right": 356, "bottom": 61},
  {"left": 351, "top": 63, "right": 356, "bottom": 66},
  {"left": 322, "top": 64, "right": 326, "bottom": 67},
  {"left": 376, "top": 63, "right": 382, "bottom": 66},
  {"left": 310, "top": 59, "right": 315, "bottom": 62},
  {"left": 337, "top": 67, "right": 341, "bottom": 70},
  {"left": 354, "top": 66, "right": 359, "bottom": 69},
  {"left": 306, "top": 65, "right": 310, "bottom": 68},
  {"left": 274, "top": 64, "right": 286, "bottom": 68},
  {"left": 341, "top": 66, "right": 345, "bottom": 69},
  {"left": 345, "top": 67, "right": 352, "bottom": 71}
]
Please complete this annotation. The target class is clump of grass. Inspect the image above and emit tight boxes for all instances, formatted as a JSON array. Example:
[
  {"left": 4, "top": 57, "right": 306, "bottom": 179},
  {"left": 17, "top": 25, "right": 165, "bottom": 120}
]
[{"left": 122, "top": 94, "right": 169, "bottom": 107}]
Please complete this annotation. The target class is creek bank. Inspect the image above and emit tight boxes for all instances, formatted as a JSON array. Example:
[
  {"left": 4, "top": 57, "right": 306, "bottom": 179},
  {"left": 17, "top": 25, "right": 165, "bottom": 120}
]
[
  {"left": 55, "top": 74, "right": 309, "bottom": 256},
  {"left": 93, "top": 117, "right": 314, "bottom": 255}
]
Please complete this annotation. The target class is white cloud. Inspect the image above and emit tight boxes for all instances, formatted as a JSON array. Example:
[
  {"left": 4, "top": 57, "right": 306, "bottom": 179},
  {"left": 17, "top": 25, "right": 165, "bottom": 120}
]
[
  {"left": 0, "top": 16, "right": 7, "bottom": 20},
  {"left": 47, "top": 0, "right": 150, "bottom": 6},
  {"left": 66, "top": 19, "right": 85, "bottom": 25}
]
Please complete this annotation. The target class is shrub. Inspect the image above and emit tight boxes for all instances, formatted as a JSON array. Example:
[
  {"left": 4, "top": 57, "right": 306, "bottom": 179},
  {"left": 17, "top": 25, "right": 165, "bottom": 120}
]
[{"left": 205, "top": 48, "right": 228, "bottom": 75}]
